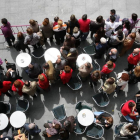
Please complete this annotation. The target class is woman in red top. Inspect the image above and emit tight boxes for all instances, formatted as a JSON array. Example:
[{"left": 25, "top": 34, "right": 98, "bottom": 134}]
[
  {"left": 60, "top": 66, "right": 73, "bottom": 84},
  {"left": 37, "top": 73, "right": 49, "bottom": 90},
  {"left": 12, "top": 79, "right": 24, "bottom": 96},
  {"left": 101, "top": 61, "right": 116, "bottom": 79},
  {"left": 78, "top": 14, "right": 90, "bottom": 41},
  {"left": 0, "top": 81, "right": 12, "bottom": 97}
]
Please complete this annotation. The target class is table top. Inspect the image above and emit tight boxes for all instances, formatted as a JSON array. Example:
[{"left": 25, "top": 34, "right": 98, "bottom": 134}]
[
  {"left": 10, "top": 111, "right": 26, "bottom": 128},
  {"left": 16, "top": 53, "right": 31, "bottom": 68},
  {"left": 0, "top": 113, "right": 9, "bottom": 130},
  {"left": 77, "top": 109, "right": 94, "bottom": 126},
  {"left": 76, "top": 54, "right": 92, "bottom": 67},
  {"left": 44, "top": 48, "right": 61, "bottom": 63}
]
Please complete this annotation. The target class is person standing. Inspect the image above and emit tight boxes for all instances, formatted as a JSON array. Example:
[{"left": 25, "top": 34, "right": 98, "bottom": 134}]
[{"left": 0, "top": 18, "right": 15, "bottom": 47}]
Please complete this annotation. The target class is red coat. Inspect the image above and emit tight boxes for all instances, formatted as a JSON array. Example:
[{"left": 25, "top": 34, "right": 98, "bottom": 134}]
[
  {"left": 0, "top": 81, "right": 12, "bottom": 96},
  {"left": 38, "top": 73, "right": 49, "bottom": 89},
  {"left": 12, "top": 79, "right": 24, "bottom": 96},
  {"left": 127, "top": 53, "right": 140, "bottom": 65},
  {"left": 60, "top": 69, "right": 73, "bottom": 84},
  {"left": 121, "top": 100, "right": 136, "bottom": 120},
  {"left": 78, "top": 19, "right": 90, "bottom": 32},
  {"left": 101, "top": 63, "right": 116, "bottom": 74}
]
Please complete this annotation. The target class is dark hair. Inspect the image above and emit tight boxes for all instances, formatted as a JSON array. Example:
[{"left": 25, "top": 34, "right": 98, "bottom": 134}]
[
  {"left": 128, "top": 102, "right": 135, "bottom": 107},
  {"left": 110, "top": 9, "right": 116, "bottom": 14},
  {"left": 82, "top": 14, "right": 87, "bottom": 20},
  {"left": 70, "top": 14, "right": 76, "bottom": 22},
  {"left": 54, "top": 124, "right": 61, "bottom": 130},
  {"left": 64, "top": 120, "right": 71, "bottom": 127},
  {"left": 138, "top": 29, "right": 140, "bottom": 34},
  {"left": 66, "top": 34, "right": 71, "bottom": 41},
  {"left": 127, "top": 125, "right": 138, "bottom": 133},
  {"left": 54, "top": 16, "right": 59, "bottom": 22},
  {"left": 107, "top": 77, "right": 115, "bottom": 84},
  {"left": 110, "top": 15, "right": 116, "bottom": 22},
  {"left": 17, "top": 32, "right": 24, "bottom": 39},
  {"left": 24, "top": 81, "right": 30, "bottom": 87},
  {"left": 0, "top": 81, "right": 3, "bottom": 88},
  {"left": 96, "top": 16, "right": 103, "bottom": 23},
  {"left": 86, "top": 62, "right": 91, "bottom": 69},
  {"left": 117, "top": 29, "right": 123, "bottom": 36},
  {"left": 1, "top": 18, "right": 8, "bottom": 24},
  {"left": 43, "top": 63, "right": 49, "bottom": 69},
  {"left": 124, "top": 20, "right": 130, "bottom": 31},
  {"left": 132, "top": 13, "right": 138, "bottom": 21}
]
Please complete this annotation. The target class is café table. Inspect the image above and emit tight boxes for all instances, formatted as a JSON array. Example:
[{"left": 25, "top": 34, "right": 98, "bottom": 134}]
[
  {"left": 16, "top": 53, "right": 31, "bottom": 68},
  {"left": 44, "top": 48, "right": 61, "bottom": 63},
  {"left": 0, "top": 113, "right": 9, "bottom": 130},
  {"left": 77, "top": 109, "right": 94, "bottom": 126},
  {"left": 76, "top": 54, "right": 92, "bottom": 67},
  {"left": 10, "top": 111, "right": 26, "bottom": 128}
]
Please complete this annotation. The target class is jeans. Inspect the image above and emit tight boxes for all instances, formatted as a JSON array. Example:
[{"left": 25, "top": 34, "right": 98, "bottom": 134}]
[
  {"left": 125, "top": 113, "right": 139, "bottom": 123},
  {"left": 134, "top": 135, "right": 139, "bottom": 140},
  {"left": 5, "top": 35, "right": 15, "bottom": 46},
  {"left": 81, "top": 32, "right": 89, "bottom": 41},
  {"left": 94, "top": 112, "right": 103, "bottom": 122}
]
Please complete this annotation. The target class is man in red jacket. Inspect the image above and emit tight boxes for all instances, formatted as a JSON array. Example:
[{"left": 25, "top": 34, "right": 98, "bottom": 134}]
[{"left": 124, "top": 48, "right": 140, "bottom": 72}]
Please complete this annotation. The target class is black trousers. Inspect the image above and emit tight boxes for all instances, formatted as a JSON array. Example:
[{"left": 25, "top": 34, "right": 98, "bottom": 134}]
[{"left": 5, "top": 35, "right": 15, "bottom": 46}]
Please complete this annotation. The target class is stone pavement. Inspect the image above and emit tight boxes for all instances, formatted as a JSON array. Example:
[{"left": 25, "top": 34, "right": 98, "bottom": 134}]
[{"left": 0, "top": 0, "right": 140, "bottom": 140}]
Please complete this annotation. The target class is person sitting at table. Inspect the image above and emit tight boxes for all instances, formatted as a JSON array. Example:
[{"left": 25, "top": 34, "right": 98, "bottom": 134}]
[
  {"left": 37, "top": 73, "right": 49, "bottom": 91},
  {"left": 101, "top": 77, "right": 116, "bottom": 94},
  {"left": 12, "top": 79, "right": 24, "bottom": 96},
  {"left": 94, "top": 111, "right": 113, "bottom": 129},
  {"left": 121, "top": 100, "right": 139, "bottom": 123},
  {"left": 0, "top": 81, "right": 12, "bottom": 97},
  {"left": 0, "top": 126, "right": 14, "bottom": 140},
  {"left": 101, "top": 60, "right": 116, "bottom": 79},
  {"left": 43, "top": 61, "right": 56, "bottom": 84},
  {"left": 24, "top": 27, "right": 40, "bottom": 49},
  {"left": 64, "top": 116, "right": 76, "bottom": 133},
  {"left": 120, "top": 123, "right": 139, "bottom": 140},
  {"left": 89, "top": 70, "right": 101, "bottom": 87},
  {"left": 4, "top": 59, "right": 22, "bottom": 82},
  {"left": 60, "top": 48, "right": 78, "bottom": 70},
  {"left": 60, "top": 34, "right": 75, "bottom": 52},
  {"left": 25, "top": 63, "right": 42, "bottom": 79},
  {"left": 14, "top": 32, "right": 31, "bottom": 53},
  {"left": 23, "top": 123, "right": 41, "bottom": 136},
  {"left": 60, "top": 65, "right": 73, "bottom": 84},
  {"left": 22, "top": 80, "right": 38, "bottom": 97},
  {"left": 42, "top": 119, "right": 62, "bottom": 137},
  {"left": 78, "top": 62, "right": 93, "bottom": 81}
]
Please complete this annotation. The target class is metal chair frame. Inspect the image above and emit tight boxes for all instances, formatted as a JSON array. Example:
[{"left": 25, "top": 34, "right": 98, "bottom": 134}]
[
  {"left": 0, "top": 101, "right": 11, "bottom": 114},
  {"left": 83, "top": 43, "right": 96, "bottom": 56}
]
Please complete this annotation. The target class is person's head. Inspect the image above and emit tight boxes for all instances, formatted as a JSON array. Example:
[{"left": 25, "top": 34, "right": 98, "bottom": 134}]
[
  {"left": 56, "top": 58, "right": 61, "bottom": 64},
  {"left": 100, "top": 37, "right": 107, "bottom": 44},
  {"left": 92, "top": 70, "right": 101, "bottom": 79},
  {"left": 26, "top": 27, "right": 33, "bottom": 35},
  {"left": 54, "top": 16, "right": 59, "bottom": 22},
  {"left": 110, "top": 9, "right": 116, "bottom": 15},
  {"left": 134, "top": 66, "right": 140, "bottom": 77},
  {"left": 133, "top": 48, "right": 140, "bottom": 54},
  {"left": 28, "top": 123, "right": 35, "bottom": 129},
  {"left": 64, "top": 65, "right": 71, "bottom": 73},
  {"left": 121, "top": 73, "right": 129, "bottom": 81},
  {"left": 28, "top": 64, "right": 34, "bottom": 69},
  {"left": 110, "top": 48, "right": 117, "bottom": 55},
  {"left": 117, "top": 29, "right": 123, "bottom": 37},
  {"left": 1, "top": 18, "right": 7, "bottom": 25},
  {"left": 124, "top": 20, "right": 130, "bottom": 30},
  {"left": 127, "top": 125, "right": 138, "bottom": 133},
  {"left": 58, "top": 19, "right": 63, "bottom": 28},
  {"left": 106, "top": 61, "right": 113, "bottom": 69},
  {"left": 107, "top": 77, "right": 115, "bottom": 84},
  {"left": 14, "top": 80, "right": 21, "bottom": 88},
  {"left": 64, "top": 120, "right": 71, "bottom": 128},
  {"left": 70, "top": 14, "right": 76, "bottom": 22},
  {"left": 129, "top": 32, "right": 136, "bottom": 39},
  {"left": 104, "top": 116, "right": 113, "bottom": 125},
  {"left": 54, "top": 124, "right": 61, "bottom": 130},
  {"left": 24, "top": 81, "right": 30, "bottom": 87},
  {"left": 96, "top": 16, "right": 103, "bottom": 23},
  {"left": 85, "top": 62, "right": 91, "bottom": 69},
  {"left": 110, "top": 15, "right": 116, "bottom": 22},
  {"left": 0, "top": 81, "right": 3, "bottom": 89},
  {"left": 132, "top": 13, "right": 138, "bottom": 21},
  {"left": 73, "top": 27, "right": 79, "bottom": 34},
  {"left": 17, "top": 32, "right": 24, "bottom": 39},
  {"left": 82, "top": 14, "right": 87, "bottom": 20},
  {"left": 43, "top": 63, "right": 49, "bottom": 69},
  {"left": 38, "top": 74, "right": 44, "bottom": 81},
  {"left": 29, "top": 19, "right": 36, "bottom": 26},
  {"left": 128, "top": 102, "right": 135, "bottom": 107},
  {"left": 65, "top": 34, "right": 71, "bottom": 41},
  {"left": 42, "top": 18, "right": 49, "bottom": 26}
]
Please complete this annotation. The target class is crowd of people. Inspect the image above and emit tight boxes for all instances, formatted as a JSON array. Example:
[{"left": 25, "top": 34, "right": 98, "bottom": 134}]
[{"left": 0, "top": 9, "right": 140, "bottom": 140}]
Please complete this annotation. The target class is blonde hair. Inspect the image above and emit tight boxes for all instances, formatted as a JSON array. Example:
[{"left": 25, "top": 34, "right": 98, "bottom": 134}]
[
  {"left": 58, "top": 20, "right": 63, "bottom": 28},
  {"left": 134, "top": 66, "right": 140, "bottom": 77},
  {"left": 38, "top": 74, "right": 44, "bottom": 81},
  {"left": 45, "top": 61, "right": 55, "bottom": 79}
]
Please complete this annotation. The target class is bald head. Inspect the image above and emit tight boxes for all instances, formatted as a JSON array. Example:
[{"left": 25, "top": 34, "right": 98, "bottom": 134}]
[
  {"left": 56, "top": 58, "right": 61, "bottom": 64},
  {"left": 111, "top": 48, "right": 117, "bottom": 54},
  {"left": 133, "top": 48, "right": 140, "bottom": 54}
]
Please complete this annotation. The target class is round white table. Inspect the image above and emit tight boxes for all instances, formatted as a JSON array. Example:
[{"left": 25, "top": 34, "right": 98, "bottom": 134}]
[
  {"left": 10, "top": 111, "right": 26, "bottom": 128},
  {"left": 77, "top": 109, "right": 94, "bottom": 126},
  {"left": 44, "top": 48, "right": 61, "bottom": 63},
  {"left": 0, "top": 113, "right": 8, "bottom": 130},
  {"left": 16, "top": 53, "right": 31, "bottom": 68},
  {"left": 76, "top": 54, "right": 92, "bottom": 67}
]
